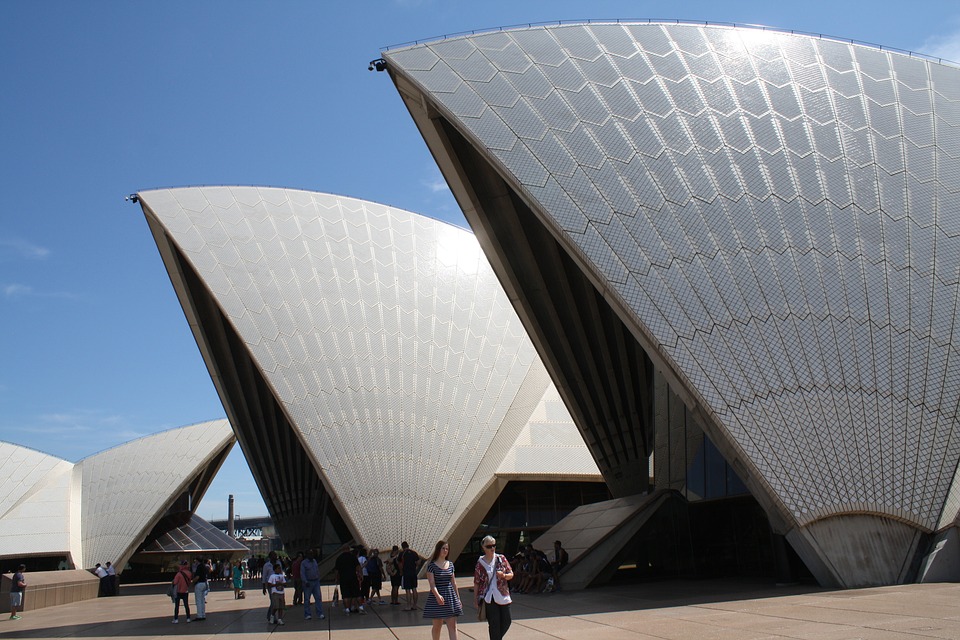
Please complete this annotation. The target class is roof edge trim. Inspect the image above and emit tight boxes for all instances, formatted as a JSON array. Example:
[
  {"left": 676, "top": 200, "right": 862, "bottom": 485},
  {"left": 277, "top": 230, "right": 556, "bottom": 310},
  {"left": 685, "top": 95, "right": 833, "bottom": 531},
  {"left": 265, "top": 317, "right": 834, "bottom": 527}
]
[{"left": 380, "top": 18, "right": 959, "bottom": 67}]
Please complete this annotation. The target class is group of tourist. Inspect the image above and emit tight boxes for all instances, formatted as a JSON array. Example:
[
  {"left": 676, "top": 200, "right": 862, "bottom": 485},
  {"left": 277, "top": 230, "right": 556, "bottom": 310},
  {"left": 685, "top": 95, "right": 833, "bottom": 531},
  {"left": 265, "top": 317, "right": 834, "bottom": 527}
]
[
  {"left": 169, "top": 557, "right": 210, "bottom": 623},
  {"left": 333, "top": 541, "right": 418, "bottom": 614},
  {"left": 511, "top": 540, "right": 569, "bottom": 594},
  {"left": 3, "top": 536, "right": 568, "bottom": 635},
  {"left": 259, "top": 549, "right": 325, "bottom": 625},
  {"left": 2, "top": 536, "right": 566, "bottom": 636},
  {"left": 420, "top": 534, "right": 545, "bottom": 640},
  {"left": 164, "top": 537, "right": 569, "bottom": 637},
  {"left": 422, "top": 537, "right": 568, "bottom": 640},
  {"left": 168, "top": 557, "right": 248, "bottom": 623},
  {"left": 167, "top": 549, "right": 328, "bottom": 626},
  {"left": 93, "top": 561, "right": 118, "bottom": 596}
]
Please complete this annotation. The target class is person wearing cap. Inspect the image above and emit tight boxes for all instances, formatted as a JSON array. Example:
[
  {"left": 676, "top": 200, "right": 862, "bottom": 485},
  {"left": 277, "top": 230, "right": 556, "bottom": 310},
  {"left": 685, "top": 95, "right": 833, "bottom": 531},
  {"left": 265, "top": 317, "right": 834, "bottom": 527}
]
[{"left": 172, "top": 560, "right": 193, "bottom": 623}]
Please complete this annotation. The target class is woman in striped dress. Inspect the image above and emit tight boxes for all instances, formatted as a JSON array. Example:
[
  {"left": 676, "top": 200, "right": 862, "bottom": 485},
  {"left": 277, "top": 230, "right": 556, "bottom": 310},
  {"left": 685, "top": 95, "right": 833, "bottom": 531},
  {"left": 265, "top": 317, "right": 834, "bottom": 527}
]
[{"left": 423, "top": 540, "right": 462, "bottom": 640}]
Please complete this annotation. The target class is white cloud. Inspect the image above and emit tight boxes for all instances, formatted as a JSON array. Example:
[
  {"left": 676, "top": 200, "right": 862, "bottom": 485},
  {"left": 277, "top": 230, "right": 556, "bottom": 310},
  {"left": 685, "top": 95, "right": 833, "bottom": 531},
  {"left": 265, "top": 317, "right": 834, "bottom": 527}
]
[
  {"left": 0, "top": 238, "right": 50, "bottom": 260},
  {"left": 111, "top": 429, "right": 150, "bottom": 441},
  {"left": 425, "top": 177, "right": 450, "bottom": 193},
  {"left": 920, "top": 28, "right": 960, "bottom": 63},
  {"left": 38, "top": 410, "right": 128, "bottom": 426},
  {"left": 38, "top": 412, "right": 93, "bottom": 424},
  {"left": 14, "top": 410, "right": 146, "bottom": 459},
  {"left": 422, "top": 167, "right": 450, "bottom": 193},
  {"left": 20, "top": 424, "right": 93, "bottom": 436},
  {"left": 2, "top": 283, "right": 78, "bottom": 300},
  {"left": 3, "top": 283, "right": 32, "bottom": 297}
]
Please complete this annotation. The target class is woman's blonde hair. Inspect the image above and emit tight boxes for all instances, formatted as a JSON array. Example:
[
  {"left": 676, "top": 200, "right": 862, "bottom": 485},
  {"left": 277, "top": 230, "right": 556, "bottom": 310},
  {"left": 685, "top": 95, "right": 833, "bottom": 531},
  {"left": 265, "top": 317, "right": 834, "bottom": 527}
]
[{"left": 481, "top": 535, "right": 496, "bottom": 548}]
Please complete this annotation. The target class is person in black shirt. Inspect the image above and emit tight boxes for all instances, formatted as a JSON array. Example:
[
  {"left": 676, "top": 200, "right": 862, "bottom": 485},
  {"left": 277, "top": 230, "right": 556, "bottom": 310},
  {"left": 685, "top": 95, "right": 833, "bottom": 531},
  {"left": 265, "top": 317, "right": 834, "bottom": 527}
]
[
  {"left": 400, "top": 541, "right": 421, "bottom": 611},
  {"left": 334, "top": 545, "right": 362, "bottom": 615},
  {"left": 8, "top": 564, "right": 25, "bottom": 621},
  {"left": 193, "top": 557, "right": 210, "bottom": 620},
  {"left": 550, "top": 541, "right": 569, "bottom": 591}
]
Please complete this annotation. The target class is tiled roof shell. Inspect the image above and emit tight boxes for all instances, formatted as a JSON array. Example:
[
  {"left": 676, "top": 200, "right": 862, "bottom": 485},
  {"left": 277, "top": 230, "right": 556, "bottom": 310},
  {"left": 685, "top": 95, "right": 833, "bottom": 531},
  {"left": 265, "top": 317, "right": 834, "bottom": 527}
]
[
  {"left": 79, "top": 420, "right": 234, "bottom": 568},
  {"left": 0, "top": 420, "right": 234, "bottom": 568},
  {"left": 383, "top": 22, "right": 960, "bottom": 532},
  {"left": 138, "top": 187, "right": 599, "bottom": 553},
  {"left": 0, "top": 444, "right": 75, "bottom": 559}
]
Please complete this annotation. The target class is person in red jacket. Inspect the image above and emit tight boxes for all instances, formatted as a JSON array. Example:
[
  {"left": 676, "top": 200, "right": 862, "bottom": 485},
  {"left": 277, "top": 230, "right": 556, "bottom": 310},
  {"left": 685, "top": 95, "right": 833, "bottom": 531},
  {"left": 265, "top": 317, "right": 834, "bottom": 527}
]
[{"left": 172, "top": 560, "right": 193, "bottom": 623}]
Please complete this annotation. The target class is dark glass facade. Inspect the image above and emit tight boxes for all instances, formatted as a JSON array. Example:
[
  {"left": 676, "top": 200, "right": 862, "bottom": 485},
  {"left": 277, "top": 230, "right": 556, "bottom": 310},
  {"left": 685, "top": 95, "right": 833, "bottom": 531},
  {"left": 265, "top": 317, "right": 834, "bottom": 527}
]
[
  {"left": 608, "top": 495, "right": 783, "bottom": 583},
  {"left": 463, "top": 480, "right": 611, "bottom": 561},
  {"left": 686, "top": 436, "right": 750, "bottom": 501}
]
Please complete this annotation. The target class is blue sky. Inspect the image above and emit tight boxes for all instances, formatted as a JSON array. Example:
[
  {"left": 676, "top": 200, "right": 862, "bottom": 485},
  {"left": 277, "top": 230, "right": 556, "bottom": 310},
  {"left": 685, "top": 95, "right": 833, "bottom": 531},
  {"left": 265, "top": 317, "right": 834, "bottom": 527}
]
[{"left": 2, "top": 0, "right": 959, "bottom": 521}]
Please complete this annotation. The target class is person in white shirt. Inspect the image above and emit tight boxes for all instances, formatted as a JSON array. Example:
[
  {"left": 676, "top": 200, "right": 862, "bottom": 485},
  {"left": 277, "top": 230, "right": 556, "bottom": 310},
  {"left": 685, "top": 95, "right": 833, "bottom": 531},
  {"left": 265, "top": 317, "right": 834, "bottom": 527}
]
[
  {"left": 267, "top": 565, "right": 287, "bottom": 625},
  {"left": 473, "top": 536, "right": 514, "bottom": 640},
  {"left": 261, "top": 552, "right": 278, "bottom": 623},
  {"left": 94, "top": 563, "right": 109, "bottom": 597}
]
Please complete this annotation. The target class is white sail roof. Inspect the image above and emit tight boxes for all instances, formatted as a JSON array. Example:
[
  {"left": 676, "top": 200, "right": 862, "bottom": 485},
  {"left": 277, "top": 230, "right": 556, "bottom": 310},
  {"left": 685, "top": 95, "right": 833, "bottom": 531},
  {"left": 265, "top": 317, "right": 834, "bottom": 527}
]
[
  {"left": 138, "top": 186, "right": 600, "bottom": 552},
  {"left": 383, "top": 22, "right": 960, "bottom": 534}
]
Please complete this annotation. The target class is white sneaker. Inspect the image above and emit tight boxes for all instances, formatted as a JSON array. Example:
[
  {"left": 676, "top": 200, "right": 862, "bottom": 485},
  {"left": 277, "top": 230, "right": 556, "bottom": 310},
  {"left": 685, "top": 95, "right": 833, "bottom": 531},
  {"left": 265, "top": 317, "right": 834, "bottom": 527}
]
[
  {"left": 172, "top": 619, "right": 179, "bottom": 624},
  {"left": 319, "top": 613, "right": 326, "bottom": 620},
  {"left": 344, "top": 608, "right": 350, "bottom": 615},
  {"left": 269, "top": 615, "right": 276, "bottom": 624},
  {"left": 278, "top": 619, "right": 285, "bottom": 626},
  {"left": 358, "top": 607, "right": 366, "bottom": 615},
  {"left": 305, "top": 614, "right": 312, "bottom": 620}
]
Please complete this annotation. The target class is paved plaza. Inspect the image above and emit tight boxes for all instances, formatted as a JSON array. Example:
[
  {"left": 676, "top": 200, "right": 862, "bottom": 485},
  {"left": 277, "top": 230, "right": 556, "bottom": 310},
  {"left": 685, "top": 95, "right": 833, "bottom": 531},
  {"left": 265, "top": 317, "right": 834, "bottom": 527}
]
[{"left": 2, "top": 578, "right": 960, "bottom": 639}]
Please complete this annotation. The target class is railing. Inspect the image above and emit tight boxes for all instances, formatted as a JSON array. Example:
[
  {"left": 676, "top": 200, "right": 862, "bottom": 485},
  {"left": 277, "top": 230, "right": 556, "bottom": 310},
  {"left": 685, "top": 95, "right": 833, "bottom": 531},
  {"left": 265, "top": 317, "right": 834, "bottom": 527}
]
[{"left": 381, "top": 18, "right": 958, "bottom": 67}]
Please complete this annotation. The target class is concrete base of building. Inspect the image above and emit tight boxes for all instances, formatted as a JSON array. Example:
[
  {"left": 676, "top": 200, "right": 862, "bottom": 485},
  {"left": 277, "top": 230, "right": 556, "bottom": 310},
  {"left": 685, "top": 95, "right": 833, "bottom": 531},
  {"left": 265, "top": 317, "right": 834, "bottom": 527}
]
[
  {"left": 1, "top": 569, "right": 99, "bottom": 611},
  {"left": 918, "top": 526, "right": 960, "bottom": 583},
  {"left": 788, "top": 515, "right": 926, "bottom": 588}
]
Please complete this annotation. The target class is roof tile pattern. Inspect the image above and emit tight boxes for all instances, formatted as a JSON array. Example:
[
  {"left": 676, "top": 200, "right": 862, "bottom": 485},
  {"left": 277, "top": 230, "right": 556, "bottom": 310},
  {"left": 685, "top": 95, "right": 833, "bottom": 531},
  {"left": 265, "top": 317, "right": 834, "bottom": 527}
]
[
  {"left": 0, "top": 444, "right": 69, "bottom": 519},
  {"left": 385, "top": 23, "right": 960, "bottom": 530},
  {"left": 0, "top": 421, "right": 233, "bottom": 568},
  {"left": 0, "top": 444, "right": 74, "bottom": 558},
  {"left": 79, "top": 420, "right": 233, "bottom": 568},
  {"left": 498, "top": 384, "right": 604, "bottom": 476},
  {"left": 139, "top": 187, "right": 593, "bottom": 551}
]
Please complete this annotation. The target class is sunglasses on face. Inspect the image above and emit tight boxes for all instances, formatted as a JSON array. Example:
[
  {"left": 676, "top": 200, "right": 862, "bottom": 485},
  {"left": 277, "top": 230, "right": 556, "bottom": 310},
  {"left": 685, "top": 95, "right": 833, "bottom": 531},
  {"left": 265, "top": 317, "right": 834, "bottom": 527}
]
[{"left": 484, "top": 544, "right": 496, "bottom": 549}]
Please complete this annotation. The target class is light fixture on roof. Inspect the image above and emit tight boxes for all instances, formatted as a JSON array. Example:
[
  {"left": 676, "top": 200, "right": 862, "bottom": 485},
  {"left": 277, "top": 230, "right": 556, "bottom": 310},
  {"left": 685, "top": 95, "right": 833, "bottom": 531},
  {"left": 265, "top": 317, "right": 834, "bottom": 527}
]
[{"left": 368, "top": 58, "right": 387, "bottom": 72}]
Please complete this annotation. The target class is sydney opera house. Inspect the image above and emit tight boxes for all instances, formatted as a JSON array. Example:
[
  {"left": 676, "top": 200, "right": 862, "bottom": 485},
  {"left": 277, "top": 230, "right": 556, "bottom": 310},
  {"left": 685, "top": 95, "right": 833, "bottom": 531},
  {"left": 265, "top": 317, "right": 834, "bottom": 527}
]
[
  {"left": 123, "top": 19, "right": 960, "bottom": 591},
  {"left": 136, "top": 187, "right": 604, "bottom": 561},
  {"left": 0, "top": 420, "right": 244, "bottom": 576},
  {"left": 376, "top": 21, "right": 960, "bottom": 588}
]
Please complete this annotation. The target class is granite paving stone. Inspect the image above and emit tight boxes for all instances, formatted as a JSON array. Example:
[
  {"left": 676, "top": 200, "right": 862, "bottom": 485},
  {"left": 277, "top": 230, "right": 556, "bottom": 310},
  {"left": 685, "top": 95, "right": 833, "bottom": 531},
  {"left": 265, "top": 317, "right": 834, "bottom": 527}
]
[{"left": 3, "top": 579, "right": 960, "bottom": 639}]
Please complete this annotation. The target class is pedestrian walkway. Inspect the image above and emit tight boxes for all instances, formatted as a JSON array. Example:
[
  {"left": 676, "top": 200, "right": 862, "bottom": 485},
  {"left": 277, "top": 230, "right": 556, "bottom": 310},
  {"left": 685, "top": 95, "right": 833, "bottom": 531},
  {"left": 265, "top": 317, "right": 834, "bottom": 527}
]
[{"left": 2, "top": 578, "right": 960, "bottom": 639}]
